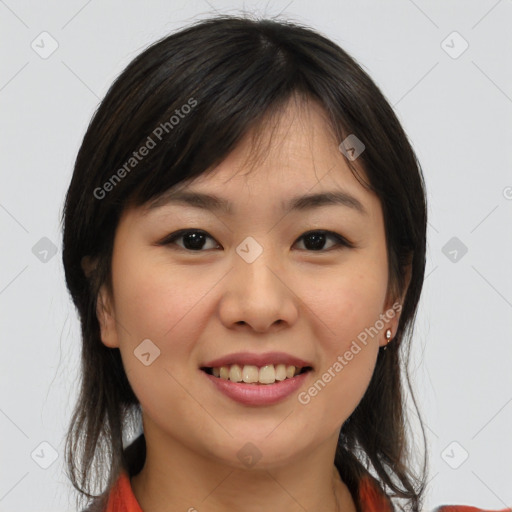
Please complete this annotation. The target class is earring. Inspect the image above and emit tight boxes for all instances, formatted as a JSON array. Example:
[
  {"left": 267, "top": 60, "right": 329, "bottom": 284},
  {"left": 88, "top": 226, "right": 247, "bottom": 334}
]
[{"left": 383, "top": 328, "right": 392, "bottom": 351}]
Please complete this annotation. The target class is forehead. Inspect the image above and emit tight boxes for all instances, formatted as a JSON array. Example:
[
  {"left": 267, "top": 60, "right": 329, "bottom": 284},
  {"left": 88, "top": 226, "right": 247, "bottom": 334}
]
[{"left": 150, "top": 99, "right": 372, "bottom": 209}]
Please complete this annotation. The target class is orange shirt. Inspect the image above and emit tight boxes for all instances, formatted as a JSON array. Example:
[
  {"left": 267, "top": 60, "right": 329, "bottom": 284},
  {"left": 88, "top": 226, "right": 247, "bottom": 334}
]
[{"left": 92, "top": 469, "right": 511, "bottom": 512}]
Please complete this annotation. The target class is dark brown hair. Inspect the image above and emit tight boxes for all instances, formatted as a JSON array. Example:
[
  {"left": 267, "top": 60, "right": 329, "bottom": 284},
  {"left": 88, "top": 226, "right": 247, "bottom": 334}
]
[{"left": 62, "top": 14, "right": 428, "bottom": 512}]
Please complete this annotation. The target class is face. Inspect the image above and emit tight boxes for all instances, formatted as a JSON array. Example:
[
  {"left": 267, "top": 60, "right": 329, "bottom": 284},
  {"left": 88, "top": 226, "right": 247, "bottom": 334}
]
[{"left": 96, "top": 99, "right": 403, "bottom": 469}]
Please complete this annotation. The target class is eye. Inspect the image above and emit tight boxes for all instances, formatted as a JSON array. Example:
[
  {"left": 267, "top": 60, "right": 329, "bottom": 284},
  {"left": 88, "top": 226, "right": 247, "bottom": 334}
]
[
  {"left": 294, "top": 230, "right": 354, "bottom": 251},
  {"left": 157, "top": 229, "right": 353, "bottom": 252},
  {"left": 157, "top": 229, "right": 220, "bottom": 251}
]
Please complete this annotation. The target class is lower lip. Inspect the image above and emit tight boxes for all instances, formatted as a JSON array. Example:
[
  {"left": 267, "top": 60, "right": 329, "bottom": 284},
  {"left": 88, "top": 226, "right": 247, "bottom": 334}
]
[{"left": 202, "top": 370, "right": 311, "bottom": 406}]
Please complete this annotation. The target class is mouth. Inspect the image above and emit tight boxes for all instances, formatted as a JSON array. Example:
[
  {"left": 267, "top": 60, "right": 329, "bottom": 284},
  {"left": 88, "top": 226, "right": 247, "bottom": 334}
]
[{"left": 200, "top": 364, "right": 313, "bottom": 385}]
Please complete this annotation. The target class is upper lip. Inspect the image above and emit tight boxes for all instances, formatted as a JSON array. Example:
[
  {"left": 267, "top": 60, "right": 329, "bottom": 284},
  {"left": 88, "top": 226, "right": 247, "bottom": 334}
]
[{"left": 201, "top": 351, "right": 313, "bottom": 369}]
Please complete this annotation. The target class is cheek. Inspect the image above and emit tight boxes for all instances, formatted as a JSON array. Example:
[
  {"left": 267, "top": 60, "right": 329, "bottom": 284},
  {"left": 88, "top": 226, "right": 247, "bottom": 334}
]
[
  {"left": 113, "top": 261, "right": 171, "bottom": 338},
  {"left": 110, "top": 254, "right": 209, "bottom": 415},
  {"left": 112, "top": 251, "right": 207, "bottom": 342},
  {"left": 294, "top": 258, "right": 386, "bottom": 421},
  {"left": 303, "top": 261, "right": 388, "bottom": 348},
  {"left": 110, "top": 251, "right": 222, "bottom": 398}
]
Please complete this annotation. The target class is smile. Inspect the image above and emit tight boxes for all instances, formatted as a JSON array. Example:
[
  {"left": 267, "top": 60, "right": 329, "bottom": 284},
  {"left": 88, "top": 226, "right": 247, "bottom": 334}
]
[
  {"left": 200, "top": 366, "right": 313, "bottom": 406},
  {"left": 201, "top": 363, "right": 312, "bottom": 385}
]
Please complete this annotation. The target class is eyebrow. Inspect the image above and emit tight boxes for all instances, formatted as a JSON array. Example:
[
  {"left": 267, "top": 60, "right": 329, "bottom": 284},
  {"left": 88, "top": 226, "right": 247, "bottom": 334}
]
[{"left": 146, "top": 189, "right": 367, "bottom": 216}]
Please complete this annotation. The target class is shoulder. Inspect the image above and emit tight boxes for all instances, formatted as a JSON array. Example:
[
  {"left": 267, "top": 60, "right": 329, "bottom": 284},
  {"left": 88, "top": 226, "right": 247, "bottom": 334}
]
[
  {"left": 356, "top": 473, "right": 395, "bottom": 511},
  {"left": 81, "top": 494, "right": 108, "bottom": 512},
  {"left": 81, "top": 470, "right": 143, "bottom": 512},
  {"left": 81, "top": 434, "right": 146, "bottom": 512},
  {"left": 433, "top": 506, "right": 512, "bottom": 512},
  {"left": 357, "top": 473, "right": 511, "bottom": 512}
]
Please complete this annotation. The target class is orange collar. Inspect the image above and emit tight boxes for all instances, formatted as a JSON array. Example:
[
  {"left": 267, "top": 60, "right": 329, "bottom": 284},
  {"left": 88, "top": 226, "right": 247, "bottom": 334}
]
[
  {"left": 96, "top": 468, "right": 512, "bottom": 512},
  {"left": 99, "top": 469, "right": 393, "bottom": 512}
]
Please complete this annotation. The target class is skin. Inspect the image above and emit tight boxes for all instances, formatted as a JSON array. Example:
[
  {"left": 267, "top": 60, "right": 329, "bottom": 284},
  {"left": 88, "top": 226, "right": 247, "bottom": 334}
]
[{"left": 95, "top": 98, "right": 407, "bottom": 511}]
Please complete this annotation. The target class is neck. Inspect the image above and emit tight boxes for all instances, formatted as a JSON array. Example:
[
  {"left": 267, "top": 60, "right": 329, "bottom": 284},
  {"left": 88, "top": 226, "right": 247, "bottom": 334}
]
[{"left": 130, "top": 424, "right": 357, "bottom": 512}]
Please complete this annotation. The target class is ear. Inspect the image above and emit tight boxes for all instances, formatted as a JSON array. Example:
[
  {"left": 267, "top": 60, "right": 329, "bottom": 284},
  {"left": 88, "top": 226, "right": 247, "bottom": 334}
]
[
  {"left": 81, "top": 256, "right": 120, "bottom": 349},
  {"left": 96, "top": 283, "right": 120, "bottom": 349},
  {"left": 380, "top": 263, "right": 412, "bottom": 347}
]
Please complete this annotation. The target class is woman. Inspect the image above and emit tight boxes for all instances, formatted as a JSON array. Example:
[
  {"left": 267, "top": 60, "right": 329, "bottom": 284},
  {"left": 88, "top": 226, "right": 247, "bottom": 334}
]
[{"left": 61, "top": 14, "right": 510, "bottom": 512}]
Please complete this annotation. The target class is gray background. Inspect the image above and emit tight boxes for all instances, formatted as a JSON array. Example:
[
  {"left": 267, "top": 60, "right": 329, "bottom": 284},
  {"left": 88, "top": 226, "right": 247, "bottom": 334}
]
[{"left": 1, "top": 1, "right": 511, "bottom": 510}]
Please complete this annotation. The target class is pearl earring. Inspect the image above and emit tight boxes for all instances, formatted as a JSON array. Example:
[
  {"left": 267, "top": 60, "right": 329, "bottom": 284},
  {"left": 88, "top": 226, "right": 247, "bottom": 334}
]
[{"left": 383, "top": 328, "right": 392, "bottom": 351}]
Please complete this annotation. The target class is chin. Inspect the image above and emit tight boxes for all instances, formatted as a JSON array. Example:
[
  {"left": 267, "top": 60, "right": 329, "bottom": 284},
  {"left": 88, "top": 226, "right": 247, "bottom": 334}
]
[{"left": 201, "top": 426, "right": 315, "bottom": 470}]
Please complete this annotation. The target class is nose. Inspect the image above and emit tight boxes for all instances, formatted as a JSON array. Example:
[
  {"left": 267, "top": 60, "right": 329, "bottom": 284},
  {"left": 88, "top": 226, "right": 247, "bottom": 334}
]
[{"left": 218, "top": 243, "right": 298, "bottom": 333}]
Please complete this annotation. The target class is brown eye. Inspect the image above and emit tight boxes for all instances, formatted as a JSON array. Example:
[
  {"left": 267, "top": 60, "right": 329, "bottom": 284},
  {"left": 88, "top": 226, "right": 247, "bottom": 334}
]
[
  {"left": 157, "top": 229, "right": 354, "bottom": 252},
  {"left": 294, "top": 230, "right": 354, "bottom": 251},
  {"left": 158, "top": 230, "right": 220, "bottom": 251}
]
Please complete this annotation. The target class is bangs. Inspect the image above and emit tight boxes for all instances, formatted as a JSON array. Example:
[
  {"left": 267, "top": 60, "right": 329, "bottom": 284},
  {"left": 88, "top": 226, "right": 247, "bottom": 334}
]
[{"left": 86, "top": 16, "right": 371, "bottom": 221}]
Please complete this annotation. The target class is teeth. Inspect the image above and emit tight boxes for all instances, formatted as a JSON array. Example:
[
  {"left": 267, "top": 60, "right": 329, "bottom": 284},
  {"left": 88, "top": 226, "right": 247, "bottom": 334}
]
[
  {"left": 259, "top": 365, "right": 275, "bottom": 384},
  {"left": 209, "top": 364, "right": 304, "bottom": 384},
  {"left": 275, "top": 363, "right": 287, "bottom": 381},
  {"left": 242, "top": 365, "right": 259, "bottom": 383},
  {"left": 229, "top": 364, "right": 242, "bottom": 382}
]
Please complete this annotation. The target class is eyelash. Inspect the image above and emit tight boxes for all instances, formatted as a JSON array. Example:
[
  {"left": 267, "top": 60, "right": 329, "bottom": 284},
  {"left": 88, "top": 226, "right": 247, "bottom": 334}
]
[{"left": 157, "top": 229, "right": 355, "bottom": 252}]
